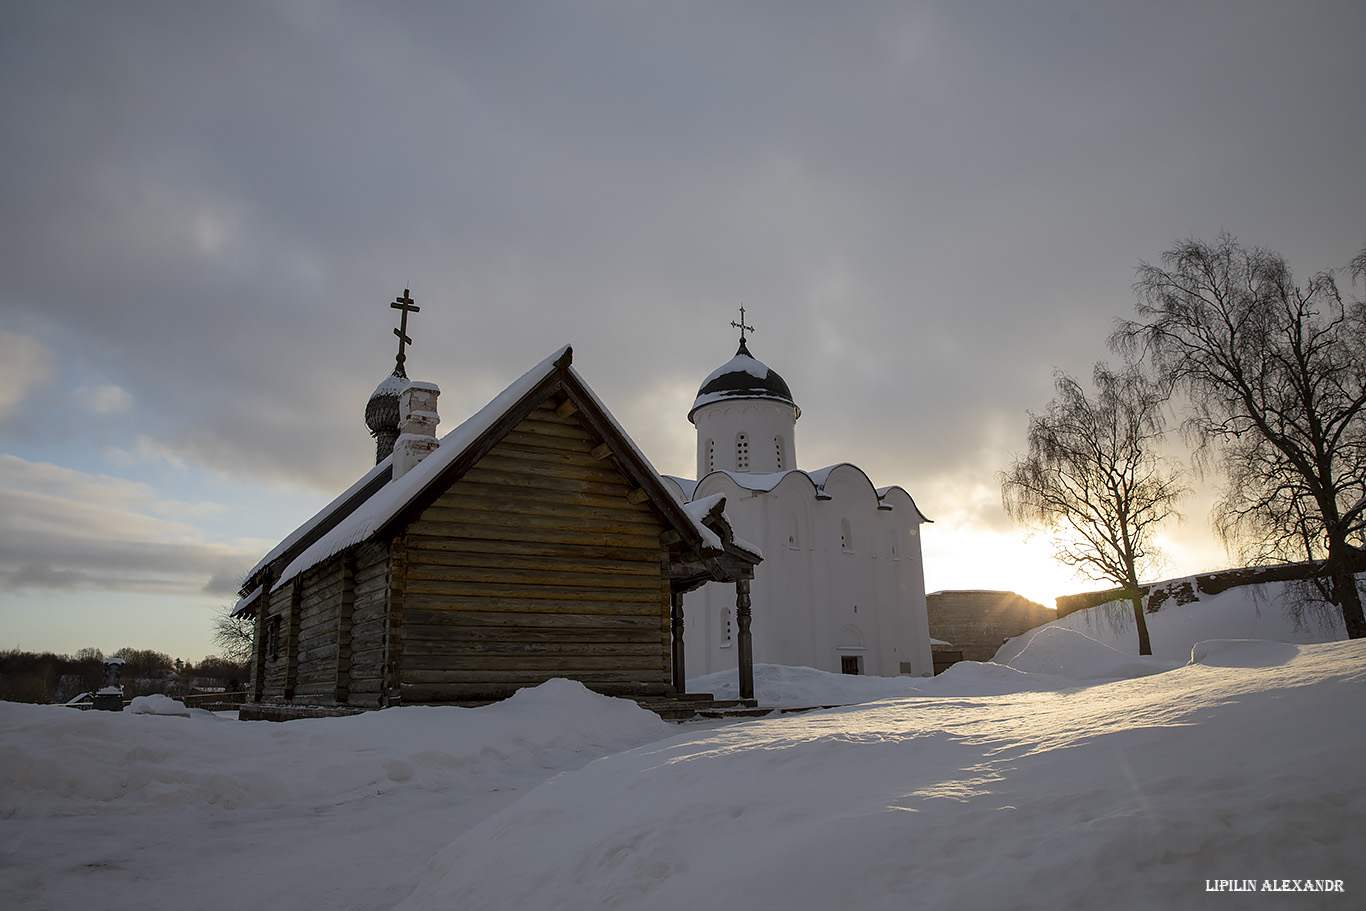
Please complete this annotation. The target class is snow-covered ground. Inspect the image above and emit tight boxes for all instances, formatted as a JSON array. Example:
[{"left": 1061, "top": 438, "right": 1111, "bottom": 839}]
[{"left": 4, "top": 583, "right": 1363, "bottom": 910}]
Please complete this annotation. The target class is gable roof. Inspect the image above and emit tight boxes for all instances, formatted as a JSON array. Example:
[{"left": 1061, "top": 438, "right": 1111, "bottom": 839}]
[{"left": 236, "top": 345, "right": 758, "bottom": 611}]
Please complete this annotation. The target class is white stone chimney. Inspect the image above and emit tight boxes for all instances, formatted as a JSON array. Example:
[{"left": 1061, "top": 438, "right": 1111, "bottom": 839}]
[{"left": 392, "top": 381, "right": 441, "bottom": 480}]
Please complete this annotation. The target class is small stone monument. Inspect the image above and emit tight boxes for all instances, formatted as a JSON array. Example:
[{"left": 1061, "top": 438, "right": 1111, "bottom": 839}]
[{"left": 92, "top": 657, "right": 125, "bottom": 712}]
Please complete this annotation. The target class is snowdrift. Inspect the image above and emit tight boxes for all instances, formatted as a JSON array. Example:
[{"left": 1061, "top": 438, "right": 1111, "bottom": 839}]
[
  {"left": 996, "top": 576, "right": 1348, "bottom": 664},
  {"left": 398, "top": 641, "right": 1366, "bottom": 911},
  {"left": 0, "top": 678, "right": 667, "bottom": 818},
  {"left": 5, "top": 582, "right": 1365, "bottom": 911},
  {"left": 689, "top": 662, "right": 926, "bottom": 706}
]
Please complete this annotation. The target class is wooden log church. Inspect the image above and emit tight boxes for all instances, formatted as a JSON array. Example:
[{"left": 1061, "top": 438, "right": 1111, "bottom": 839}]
[{"left": 233, "top": 294, "right": 761, "bottom": 718}]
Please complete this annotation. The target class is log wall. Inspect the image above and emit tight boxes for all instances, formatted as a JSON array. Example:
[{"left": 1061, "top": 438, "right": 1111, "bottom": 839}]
[
  {"left": 347, "top": 541, "right": 391, "bottom": 702},
  {"left": 257, "top": 582, "right": 288, "bottom": 698},
  {"left": 252, "top": 540, "right": 391, "bottom": 706},
  {"left": 292, "top": 562, "right": 342, "bottom": 699},
  {"left": 397, "top": 400, "right": 673, "bottom": 701}
]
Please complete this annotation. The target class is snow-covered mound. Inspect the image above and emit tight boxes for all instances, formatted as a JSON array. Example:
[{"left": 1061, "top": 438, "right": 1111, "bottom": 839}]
[
  {"left": 912, "top": 658, "right": 1068, "bottom": 696},
  {"left": 398, "top": 641, "right": 1366, "bottom": 911},
  {"left": 688, "top": 662, "right": 925, "bottom": 706},
  {"left": 1003, "top": 626, "right": 1175, "bottom": 679},
  {"left": 1188, "top": 638, "right": 1301, "bottom": 668},
  {"left": 128, "top": 693, "right": 197, "bottom": 717},
  {"left": 995, "top": 578, "right": 1348, "bottom": 664},
  {"left": 0, "top": 678, "right": 667, "bottom": 818}
]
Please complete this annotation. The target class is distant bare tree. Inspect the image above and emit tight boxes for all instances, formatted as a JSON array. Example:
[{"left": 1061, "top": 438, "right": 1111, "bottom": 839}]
[
  {"left": 1002, "top": 363, "right": 1186, "bottom": 654},
  {"left": 212, "top": 603, "right": 255, "bottom": 663},
  {"left": 1114, "top": 234, "right": 1366, "bottom": 638}
]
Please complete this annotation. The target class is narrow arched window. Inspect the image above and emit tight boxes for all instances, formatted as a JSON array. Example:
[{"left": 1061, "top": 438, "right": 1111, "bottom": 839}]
[
  {"left": 736, "top": 433, "right": 750, "bottom": 470},
  {"left": 705, "top": 439, "right": 715, "bottom": 473},
  {"left": 787, "top": 514, "right": 800, "bottom": 549},
  {"left": 721, "top": 607, "right": 733, "bottom": 646},
  {"left": 774, "top": 436, "right": 784, "bottom": 470},
  {"left": 841, "top": 518, "right": 853, "bottom": 553}
]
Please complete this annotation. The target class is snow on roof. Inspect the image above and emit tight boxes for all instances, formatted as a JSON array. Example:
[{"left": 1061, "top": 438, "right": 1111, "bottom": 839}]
[
  {"left": 699, "top": 353, "right": 772, "bottom": 386},
  {"left": 685, "top": 465, "right": 931, "bottom": 524},
  {"left": 244, "top": 456, "right": 393, "bottom": 585},
  {"left": 274, "top": 347, "right": 572, "bottom": 590},
  {"left": 661, "top": 475, "right": 698, "bottom": 501},
  {"left": 681, "top": 494, "right": 726, "bottom": 552},
  {"left": 231, "top": 585, "right": 262, "bottom": 619},
  {"left": 875, "top": 484, "right": 932, "bottom": 523},
  {"left": 270, "top": 346, "right": 749, "bottom": 592},
  {"left": 692, "top": 464, "right": 875, "bottom": 496},
  {"left": 679, "top": 493, "right": 763, "bottom": 561},
  {"left": 371, "top": 373, "right": 410, "bottom": 397},
  {"left": 689, "top": 344, "right": 799, "bottom": 420}
]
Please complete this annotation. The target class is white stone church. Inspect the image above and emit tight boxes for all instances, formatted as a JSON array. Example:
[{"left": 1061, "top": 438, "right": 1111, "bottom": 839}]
[{"left": 662, "top": 330, "right": 934, "bottom": 678}]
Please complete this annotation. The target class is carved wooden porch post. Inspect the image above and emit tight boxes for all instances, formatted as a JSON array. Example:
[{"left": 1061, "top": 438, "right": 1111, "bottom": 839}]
[
  {"left": 670, "top": 591, "right": 687, "bottom": 695},
  {"left": 736, "top": 578, "right": 753, "bottom": 700}
]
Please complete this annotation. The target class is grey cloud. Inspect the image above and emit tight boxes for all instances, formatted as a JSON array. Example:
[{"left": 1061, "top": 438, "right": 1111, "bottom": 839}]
[
  {"left": 9, "top": 561, "right": 96, "bottom": 591},
  {"left": 0, "top": 457, "right": 267, "bottom": 598},
  {"left": 2, "top": 0, "right": 1365, "bottom": 533},
  {"left": 203, "top": 563, "right": 253, "bottom": 597}
]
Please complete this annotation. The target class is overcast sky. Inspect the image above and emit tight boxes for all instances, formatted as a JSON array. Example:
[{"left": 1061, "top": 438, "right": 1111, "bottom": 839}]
[{"left": 3, "top": 1, "right": 1364, "bottom": 661}]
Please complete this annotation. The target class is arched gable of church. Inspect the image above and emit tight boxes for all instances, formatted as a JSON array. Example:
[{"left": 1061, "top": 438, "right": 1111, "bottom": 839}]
[
  {"left": 809, "top": 464, "right": 883, "bottom": 554},
  {"left": 873, "top": 485, "right": 928, "bottom": 562}
]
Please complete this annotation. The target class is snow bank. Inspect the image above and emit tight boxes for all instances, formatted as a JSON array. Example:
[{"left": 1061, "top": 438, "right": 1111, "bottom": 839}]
[
  {"left": 1188, "top": 638, "right": 1301, "bottom": 668},
  {"left": 1004, "top": 626, "right": 1176, "bottom": 679},
  {"left": 127, "top": 694, "right": 196, "bottom": 717},
  {"left": 398, "top": 641, "right": 1366, "bottom": 911},
  {"left": 10, "top": 584, "right": 1366, "bottom": 911},
  {"left": 0, "top": 678, "right": 667, "bottom": 818},
  {"left": 689, "top": 663, "right": 925, "bottom": 706},
  {"left": 915, "top": 658, "right": 1073, "bottom": 696},
  {"left": 996, "top": 578, "right": 1347, "bottom": 664}
]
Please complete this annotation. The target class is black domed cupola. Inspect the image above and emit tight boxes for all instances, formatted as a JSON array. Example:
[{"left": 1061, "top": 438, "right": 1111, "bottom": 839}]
[
  {"left": 689, "top": 337, "right": 801, "bottom": 424},
  {"left": 690, "top": 309, "right": 801, "bottom": 477}
]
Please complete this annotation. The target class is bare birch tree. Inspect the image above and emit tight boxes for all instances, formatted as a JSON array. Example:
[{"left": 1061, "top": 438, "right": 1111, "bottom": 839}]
[
  {"left": 212, "top": 603, "right": 255, "bottom": 663},
  {"left": 1002, "top": 363, "right": 1186, "bottom": 654},
  {"left": 1114, "top": 234, "right": 1366, "bottom": 638}
]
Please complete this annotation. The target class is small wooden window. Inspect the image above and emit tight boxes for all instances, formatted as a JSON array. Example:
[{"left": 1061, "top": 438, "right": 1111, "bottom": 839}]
[{"left": 266, "top": 616, "right": 282, "bottom": 662}]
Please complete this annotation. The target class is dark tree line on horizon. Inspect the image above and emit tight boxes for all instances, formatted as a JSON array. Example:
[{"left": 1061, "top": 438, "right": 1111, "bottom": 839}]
[
  {"left": 0, "top": 647, "right": 249, "bottom": 705},
  {"left": 1005, "top": 233, "right": 1366, "bottom": 652}
]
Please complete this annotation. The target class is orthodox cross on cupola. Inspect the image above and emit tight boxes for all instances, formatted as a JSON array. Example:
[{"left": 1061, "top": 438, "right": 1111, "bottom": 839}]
[
  {"left": 731, "top": 305, "right": 755, "bottom": 352},
  {"left": 390, "top": 288, "right": 420, "bottom": 377}
]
